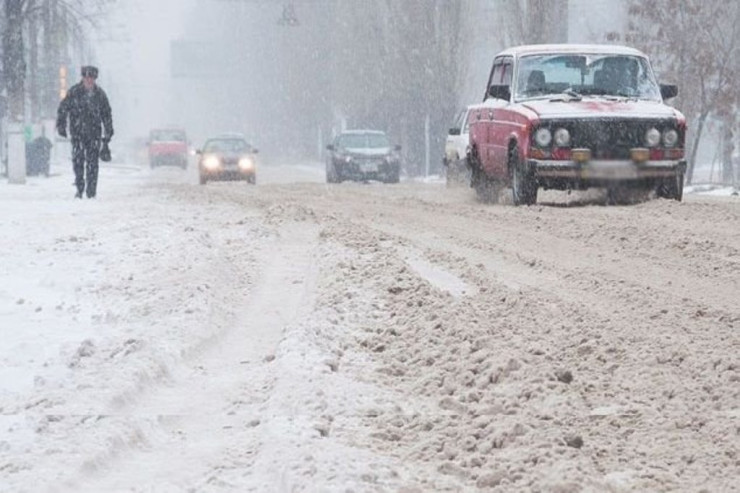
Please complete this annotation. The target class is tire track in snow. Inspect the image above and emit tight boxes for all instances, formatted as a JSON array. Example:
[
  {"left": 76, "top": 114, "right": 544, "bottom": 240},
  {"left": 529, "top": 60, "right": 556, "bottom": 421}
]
[{"left": 61, "top": 222, "right": 320, "bottom": 493}]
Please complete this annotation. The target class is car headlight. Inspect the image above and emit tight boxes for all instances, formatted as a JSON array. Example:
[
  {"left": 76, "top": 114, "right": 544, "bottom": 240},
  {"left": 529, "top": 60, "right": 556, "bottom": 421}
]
[
  {"left": 645, "top": 128, "right": 661, "bottom": 148},
  {"left": 344, "top": 155, "right": 352, "bottom": 164},
  {"left": 663, "top": 129, "right": 679, "bottom": 148},
  {"left": 239, "top": 157, "right": 255, "bottom": 170},
  {"left": 535, "top": 128, "right": 552, "bottom": 147},
  {"left": 203, "top": 155, "right": 221, "bottom": 170},
  {"left": 553, "top": 128, "right": 571, "bottom": 147}
]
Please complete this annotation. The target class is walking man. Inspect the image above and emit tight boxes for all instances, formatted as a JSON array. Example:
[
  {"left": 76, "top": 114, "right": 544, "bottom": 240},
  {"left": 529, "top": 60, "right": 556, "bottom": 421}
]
[{"left": 56, "top": 65, "right": 114, "bottom": 199}]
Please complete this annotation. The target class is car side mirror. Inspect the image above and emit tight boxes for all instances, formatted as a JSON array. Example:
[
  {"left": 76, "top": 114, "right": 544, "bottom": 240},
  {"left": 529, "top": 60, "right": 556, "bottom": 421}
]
[
  {"left": 252, "top": 148, "right": 259, "bottom": 154},
  {"left": 195, "top": 149, "right": 202, "bottom": 155},
  {"left": 660, "top": 84, "right": 678, "bottom": 100},
  {"left": 448, "top": 127, "right": 461, "bottom": 136},
  {"left": 488, "top": 85, "right": 511, "bottom": 101},
  {"left": 326, "top": 144, "right": 335, "bottom": 151},
  {"left": 394, "top": 145, "right": 402, "bottom": 151}
]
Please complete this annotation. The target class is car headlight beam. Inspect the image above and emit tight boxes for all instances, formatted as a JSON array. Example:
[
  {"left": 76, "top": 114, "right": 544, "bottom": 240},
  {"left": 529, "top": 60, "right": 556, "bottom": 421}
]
[
  {"left": 239, "top": 157, "right": 255, "bottom": 170},
  {"left": 203, "top": 155, "right": 221, "bottom": 170}
]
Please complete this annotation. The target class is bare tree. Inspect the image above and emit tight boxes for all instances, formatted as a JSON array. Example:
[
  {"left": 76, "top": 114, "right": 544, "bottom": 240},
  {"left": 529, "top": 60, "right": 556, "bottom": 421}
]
[
  {"left": 628, "top": 0, "right": 740, "bottom": 184},
  {"left": 1, "top": 0, "right": 117, "bottom": 122},
  {"left": 3, "top": 0, "right": 26, "bottom": 121},
  {"left": 487, "top": 0, "right": 568, "bottom": 48},
  {"left": 329, "top": 0, "right": 471, "bottom": 175}
]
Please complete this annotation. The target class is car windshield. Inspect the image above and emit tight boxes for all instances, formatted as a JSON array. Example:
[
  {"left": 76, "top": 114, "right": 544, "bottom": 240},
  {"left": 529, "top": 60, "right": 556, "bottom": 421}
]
[
  {"left": 515, "top": 53, "right": 661, "bottom": 102},
  {"left": 151, "top": 130, "right": 186, "bottom": 142},
  {"left": 204, "top": 139, "right": 249, "bottom": 153},
  {"left": 337, "top": 133, "right": 390, "bottom": 149}
]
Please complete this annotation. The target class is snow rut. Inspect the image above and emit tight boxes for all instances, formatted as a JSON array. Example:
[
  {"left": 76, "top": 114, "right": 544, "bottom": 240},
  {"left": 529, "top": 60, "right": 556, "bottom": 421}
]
[{"left": 59, "top": 222, "right": 321, "bottom": 492}]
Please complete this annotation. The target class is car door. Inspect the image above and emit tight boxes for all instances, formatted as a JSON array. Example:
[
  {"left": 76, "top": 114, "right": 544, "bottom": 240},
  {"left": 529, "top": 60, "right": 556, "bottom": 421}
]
[
  {"left": 486, "top": 57, "right": 514, "bottom": 178},
  {"left": 445, "top": 110, "right": 465, "bottom": 162},
  {"left": 479, "top": 56, "right": 513, "bottom": 178}
]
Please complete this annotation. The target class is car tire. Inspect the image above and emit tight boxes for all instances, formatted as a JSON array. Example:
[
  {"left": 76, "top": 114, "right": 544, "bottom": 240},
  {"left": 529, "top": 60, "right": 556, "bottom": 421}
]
[
  {"left": 606, "top": 185, "right": 650, "bottom": 205},
  {"left": 445, "top": 157, "right": 457, "bottom": 188},
  {"left": 469, "top": 149, "right": 499, "bottom": 203},
  {"left": 199, "top": 174, "right": 207, "bottom": 185},
  {"left": 447, "top": 156, "right": 471, "bottom": 188},
  {"left": 511, "top": 146, "right": 537, "bottom": 206},
  {"left": 247, "top": 175, "right": 256, "bottom": 185},
  {"left": 386, "top": 166, "right": 400, "bottom": 184},
  {"left": 656, "top": 172, "right": 684, "bottom": 201},
  {"left": 326, "top": 163, "right": 338, "bottom": 183}
]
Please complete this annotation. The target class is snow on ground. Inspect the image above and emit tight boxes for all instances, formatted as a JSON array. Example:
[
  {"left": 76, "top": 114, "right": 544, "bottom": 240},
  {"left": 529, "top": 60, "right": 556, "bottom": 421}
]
[{"left": 1, "top": 158, "right": 739, "bottom": 492}]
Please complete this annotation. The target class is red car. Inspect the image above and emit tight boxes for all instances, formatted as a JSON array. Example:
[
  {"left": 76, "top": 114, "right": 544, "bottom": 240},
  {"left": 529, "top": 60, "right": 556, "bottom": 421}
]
[
  {"left": 468, "top": 44, "right": 686, "bottom": 205},
  {"left": 148, "top": 128, "right": 188, "bottom": 169}
]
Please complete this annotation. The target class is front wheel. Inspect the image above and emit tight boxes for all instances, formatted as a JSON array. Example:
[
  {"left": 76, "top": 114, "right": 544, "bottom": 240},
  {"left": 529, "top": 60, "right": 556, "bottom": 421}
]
[
  {"left": 511, "top": 147, "right": 537, "bottom": 206},
  {"left": 385, "top": 166, "right": 400, "bottom": 184},
  {"left": 326, "top": 163, "right": 338, "bottom": 183},
  {"left": 199, "top": 174, "right": 207, "bottom": 185},
  {"left": 656, "top": 172, "right": 684, "bottom": 201}
]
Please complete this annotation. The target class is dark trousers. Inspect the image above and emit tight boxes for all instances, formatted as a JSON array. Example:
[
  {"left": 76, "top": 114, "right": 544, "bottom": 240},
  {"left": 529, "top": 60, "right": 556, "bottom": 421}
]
[{"left": 72, "top": 137, "right": 100, "bottom": 197}]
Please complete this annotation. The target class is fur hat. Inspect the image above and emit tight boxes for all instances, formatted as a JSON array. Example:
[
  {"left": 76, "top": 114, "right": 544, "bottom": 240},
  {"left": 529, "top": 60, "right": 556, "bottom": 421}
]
[{"left": 81, "top": 66, "right": 98, "bottom": 78}]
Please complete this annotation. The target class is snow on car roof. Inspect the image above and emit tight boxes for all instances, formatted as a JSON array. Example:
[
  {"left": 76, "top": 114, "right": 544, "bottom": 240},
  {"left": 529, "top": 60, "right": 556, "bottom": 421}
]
[{"left": 498, "top": 44, "right": 646, "bottom": 58}]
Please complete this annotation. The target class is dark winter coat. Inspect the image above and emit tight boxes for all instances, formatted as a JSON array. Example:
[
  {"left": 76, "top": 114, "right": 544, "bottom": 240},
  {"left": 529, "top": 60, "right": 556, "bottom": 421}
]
[{"left": 56, "top": 82, "right": 114, "bottom": 142}]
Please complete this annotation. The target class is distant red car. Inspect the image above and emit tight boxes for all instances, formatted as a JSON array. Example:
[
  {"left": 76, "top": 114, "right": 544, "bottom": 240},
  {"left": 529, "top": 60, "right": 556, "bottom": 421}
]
[
  {"left": 148, "top": 128, "right": 188, "bottom": 169},
  {"left": 468, "top": 44, "right": 687, "bottom": 205}
]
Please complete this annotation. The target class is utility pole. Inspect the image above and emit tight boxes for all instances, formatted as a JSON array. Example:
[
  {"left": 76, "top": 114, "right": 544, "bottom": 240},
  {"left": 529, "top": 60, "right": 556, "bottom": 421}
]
[{"left": 3, "top": 0, "right": 27, "bottom": 122}]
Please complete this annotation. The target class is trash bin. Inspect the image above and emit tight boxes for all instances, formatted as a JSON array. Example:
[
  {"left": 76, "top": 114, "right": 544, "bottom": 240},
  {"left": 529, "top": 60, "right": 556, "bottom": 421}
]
[{"left": 25, "top": 136, "right": 52, "bottom": 176}]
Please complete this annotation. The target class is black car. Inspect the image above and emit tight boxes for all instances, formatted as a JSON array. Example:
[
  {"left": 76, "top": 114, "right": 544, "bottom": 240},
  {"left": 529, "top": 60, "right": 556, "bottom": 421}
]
[
  {"left": 326, "top": 130, "right": 401, "bottom": 183},
  {"left": 197, "top": 134, "right": 258, "bottom": 185}
]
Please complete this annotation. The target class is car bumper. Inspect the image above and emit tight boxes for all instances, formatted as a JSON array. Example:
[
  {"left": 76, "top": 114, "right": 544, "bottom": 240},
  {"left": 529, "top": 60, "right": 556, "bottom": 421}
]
[
  {"left": 201, "top": 168, "right": 255, "bottom": 180},
  {"left": 151, "top": 153, "right": 187, "bottom": 165},
  {"left": 335, "top": 161, "right": 399, "bottom": 180},
  {"left": 528, "top": 159, "right": 686, "bottom": 181}
]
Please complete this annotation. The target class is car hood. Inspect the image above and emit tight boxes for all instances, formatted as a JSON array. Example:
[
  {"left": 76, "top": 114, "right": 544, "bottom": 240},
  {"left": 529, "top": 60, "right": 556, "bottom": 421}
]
[
  {"left": 206, "top": 151, "right": 250, "bottom": 159},
  {"left": 343, "top": 147, "right": 392, "bottom": 157},
  {"left": 521, "top": 98, "right": 680, "bottom": 120}
]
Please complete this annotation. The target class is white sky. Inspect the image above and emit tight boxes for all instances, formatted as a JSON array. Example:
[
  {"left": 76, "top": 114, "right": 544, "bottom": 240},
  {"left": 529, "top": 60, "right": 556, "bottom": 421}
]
[{"left": 96, "top": 0, "right": 196, "bottom": 141}]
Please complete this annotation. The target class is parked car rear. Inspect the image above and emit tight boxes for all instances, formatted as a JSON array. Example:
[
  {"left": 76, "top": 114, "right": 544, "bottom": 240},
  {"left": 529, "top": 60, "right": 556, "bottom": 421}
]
[
  {"left": 444, "top": 107, "right": 473, "bottom": 187},
  {"left": 148, "top": 128, "right": 188, "bottom": 169}
]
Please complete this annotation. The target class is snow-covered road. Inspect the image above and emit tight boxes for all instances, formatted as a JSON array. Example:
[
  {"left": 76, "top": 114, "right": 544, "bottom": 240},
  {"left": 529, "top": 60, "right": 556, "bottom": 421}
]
[{"left": 1, "top": 159, "right": 738, "bottom": 492}]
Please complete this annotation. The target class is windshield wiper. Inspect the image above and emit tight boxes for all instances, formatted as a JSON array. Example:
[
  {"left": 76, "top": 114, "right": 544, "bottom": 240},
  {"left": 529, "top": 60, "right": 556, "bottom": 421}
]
[
  {"left": 562, "top": 88, "right": 583, "bottom": 100},
  {"left": 547, "top": 88, "right": 582, "bottom": 102}
]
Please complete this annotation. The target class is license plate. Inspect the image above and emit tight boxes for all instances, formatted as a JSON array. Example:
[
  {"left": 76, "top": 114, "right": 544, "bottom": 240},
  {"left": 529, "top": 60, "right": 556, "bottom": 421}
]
[
  {"left": 582, "top": 164, "right": 637, "bottom": 179},
  {"left": 360, "top": 162, "right": 378, "bottom": 173}
]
